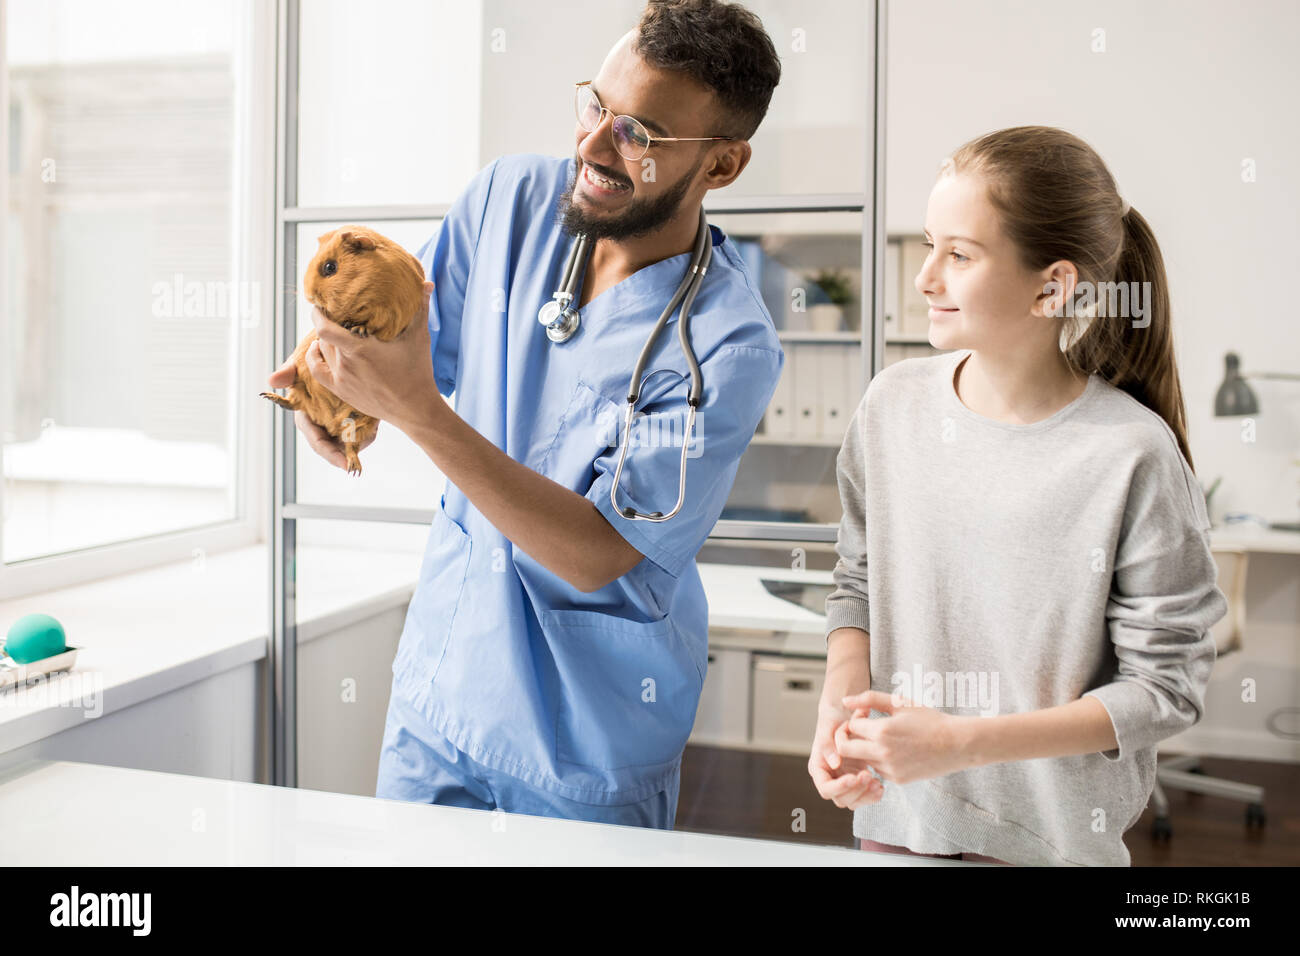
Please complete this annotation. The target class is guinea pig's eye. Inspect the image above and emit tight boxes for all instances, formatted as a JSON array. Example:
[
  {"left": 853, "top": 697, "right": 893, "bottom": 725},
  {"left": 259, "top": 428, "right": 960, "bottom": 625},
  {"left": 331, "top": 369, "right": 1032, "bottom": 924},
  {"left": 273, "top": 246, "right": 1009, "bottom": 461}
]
[{"left": 320, "top": 260, "right": 338, "bottom": 277}]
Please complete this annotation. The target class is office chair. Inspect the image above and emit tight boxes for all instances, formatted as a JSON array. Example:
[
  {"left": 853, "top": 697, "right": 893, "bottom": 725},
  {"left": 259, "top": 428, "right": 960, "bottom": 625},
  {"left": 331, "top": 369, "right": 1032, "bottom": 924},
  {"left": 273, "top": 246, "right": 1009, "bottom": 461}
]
[{"left": 1149, "top": 548, "right": 1266, "bottom": 840}]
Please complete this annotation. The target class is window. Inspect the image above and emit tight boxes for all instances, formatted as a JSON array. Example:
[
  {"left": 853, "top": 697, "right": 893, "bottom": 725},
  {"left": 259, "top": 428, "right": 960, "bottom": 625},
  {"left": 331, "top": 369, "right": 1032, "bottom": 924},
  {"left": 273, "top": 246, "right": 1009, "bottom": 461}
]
[{"left": 1, "top": 0, "right": 271, "bottom": 597}]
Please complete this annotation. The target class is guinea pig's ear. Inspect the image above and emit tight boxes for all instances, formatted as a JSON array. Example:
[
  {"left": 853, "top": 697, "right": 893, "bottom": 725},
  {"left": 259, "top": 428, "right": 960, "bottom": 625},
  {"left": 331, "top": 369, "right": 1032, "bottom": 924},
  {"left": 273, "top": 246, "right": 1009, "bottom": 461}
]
[
  {"left": 340, "top": 231, "right": 377, "bottom": 251},
  {"left": 317, "top": 231, "right": 333, "bottom": 244}
]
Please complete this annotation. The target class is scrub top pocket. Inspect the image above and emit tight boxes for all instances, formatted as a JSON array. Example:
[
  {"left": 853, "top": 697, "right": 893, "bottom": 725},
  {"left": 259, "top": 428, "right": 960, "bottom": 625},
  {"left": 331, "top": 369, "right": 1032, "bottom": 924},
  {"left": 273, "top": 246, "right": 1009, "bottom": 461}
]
[
  {"left": 534, "top": 379, "right": 622, "bottom": 493},
  {"left": 398, "top": 496, "right": 472, "bottom": 685},
  {"left": 541, "top": 607, "right": 704, "bottom": 772}
]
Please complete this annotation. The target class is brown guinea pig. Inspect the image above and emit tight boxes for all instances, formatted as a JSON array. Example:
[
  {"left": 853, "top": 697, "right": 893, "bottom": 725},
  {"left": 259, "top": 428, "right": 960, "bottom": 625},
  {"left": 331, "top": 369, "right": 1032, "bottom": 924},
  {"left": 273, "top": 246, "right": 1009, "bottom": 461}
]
[{"left": 260, "top": 225, "right": 426, "bottom": 476}]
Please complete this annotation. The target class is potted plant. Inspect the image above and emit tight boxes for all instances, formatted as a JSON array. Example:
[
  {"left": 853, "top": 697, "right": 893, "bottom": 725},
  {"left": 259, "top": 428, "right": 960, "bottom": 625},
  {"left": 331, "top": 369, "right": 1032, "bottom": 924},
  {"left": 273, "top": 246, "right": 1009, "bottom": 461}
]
[{"left": 808, "top": 269, "right": 852, "bottom": 332}]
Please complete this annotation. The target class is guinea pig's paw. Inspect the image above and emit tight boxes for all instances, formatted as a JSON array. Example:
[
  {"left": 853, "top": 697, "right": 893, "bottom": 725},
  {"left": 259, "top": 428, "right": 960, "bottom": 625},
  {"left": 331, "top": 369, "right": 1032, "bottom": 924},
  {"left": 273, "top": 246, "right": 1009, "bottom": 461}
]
[
  {"left": 260, "top": 391, "right": 294, "bottom": 410},
  {"left": 341, "top": 319, "right": 370, "bottom": 338}
]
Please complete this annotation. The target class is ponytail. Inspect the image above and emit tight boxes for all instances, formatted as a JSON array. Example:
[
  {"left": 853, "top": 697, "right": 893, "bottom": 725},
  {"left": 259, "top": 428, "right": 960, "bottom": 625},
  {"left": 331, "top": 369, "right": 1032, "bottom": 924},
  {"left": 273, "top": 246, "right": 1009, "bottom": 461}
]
[{"left": 1068, "top": 205, "right": 1195, "bottom": 472}]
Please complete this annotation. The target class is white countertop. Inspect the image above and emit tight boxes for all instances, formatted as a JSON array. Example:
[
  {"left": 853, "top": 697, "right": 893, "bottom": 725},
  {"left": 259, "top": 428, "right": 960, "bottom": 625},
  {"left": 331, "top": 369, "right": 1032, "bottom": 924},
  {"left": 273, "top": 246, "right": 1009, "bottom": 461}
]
[
  {"left": 1208, "top": 525, "right": 1300, "bottom": 555},
  {"left": 695, "top": 527, "right": 1300, "bottom": 642},
  {"left": 697, "top": 562, "right": 833, "bottom": 634},
  {"left": 0, "top": 759, "right": 975, "bottom": 866},
  {"left": 0, "top": 544, "right": 421, "bottom": 752},
  {"left": 0, "top": 553, "right": 837, "bottom": 755}
]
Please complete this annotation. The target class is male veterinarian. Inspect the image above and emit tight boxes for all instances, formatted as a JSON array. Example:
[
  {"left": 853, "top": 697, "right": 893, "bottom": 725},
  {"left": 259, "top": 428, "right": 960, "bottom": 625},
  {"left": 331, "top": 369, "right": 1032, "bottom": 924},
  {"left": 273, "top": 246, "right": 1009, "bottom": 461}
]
[{"left": 268, "top": 3, "right": 782, "bottom": 828}]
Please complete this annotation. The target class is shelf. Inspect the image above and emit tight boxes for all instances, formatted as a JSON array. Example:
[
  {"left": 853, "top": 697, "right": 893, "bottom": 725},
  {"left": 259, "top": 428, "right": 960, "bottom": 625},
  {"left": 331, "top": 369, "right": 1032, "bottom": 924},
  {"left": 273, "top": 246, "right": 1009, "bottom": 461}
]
[{"left": 776, "top": 330, "right": 860, "bottom": 343}]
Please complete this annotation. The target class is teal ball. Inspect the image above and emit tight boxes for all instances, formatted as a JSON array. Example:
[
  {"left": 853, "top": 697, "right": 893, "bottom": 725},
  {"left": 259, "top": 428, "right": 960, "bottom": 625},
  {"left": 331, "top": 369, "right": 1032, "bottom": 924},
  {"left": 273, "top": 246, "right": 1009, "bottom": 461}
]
[{"left": 4, "top": 613, "right": 67, "bottom": 664}]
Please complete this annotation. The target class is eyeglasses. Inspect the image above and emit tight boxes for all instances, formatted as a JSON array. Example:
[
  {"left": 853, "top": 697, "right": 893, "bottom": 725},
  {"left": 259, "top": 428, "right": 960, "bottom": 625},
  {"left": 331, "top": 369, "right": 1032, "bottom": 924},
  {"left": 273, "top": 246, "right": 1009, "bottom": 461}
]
[{"left": 574, "top": 80, "right": 735, "bottom": 162}]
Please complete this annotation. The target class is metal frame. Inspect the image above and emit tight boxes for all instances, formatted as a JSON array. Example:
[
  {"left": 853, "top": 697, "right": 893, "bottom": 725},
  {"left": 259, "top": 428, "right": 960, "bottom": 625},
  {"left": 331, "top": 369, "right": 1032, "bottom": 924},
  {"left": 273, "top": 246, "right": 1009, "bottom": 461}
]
[
  {"left": 268, "top": 0, "right": 886, "bottom": 783},
  {"left": 270, "top": 0, "right": 299, "bottom": 788},
  {"left": 871, "top": 0, "right": 889, "bottom": 380}
]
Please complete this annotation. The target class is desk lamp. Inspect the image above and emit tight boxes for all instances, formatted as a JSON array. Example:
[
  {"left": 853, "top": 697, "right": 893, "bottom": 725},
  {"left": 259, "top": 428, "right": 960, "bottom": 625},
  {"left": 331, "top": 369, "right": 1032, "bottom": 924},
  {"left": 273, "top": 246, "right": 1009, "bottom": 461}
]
[{"left": 1214, "top": 352, "right": 1300, "bottom": 532}]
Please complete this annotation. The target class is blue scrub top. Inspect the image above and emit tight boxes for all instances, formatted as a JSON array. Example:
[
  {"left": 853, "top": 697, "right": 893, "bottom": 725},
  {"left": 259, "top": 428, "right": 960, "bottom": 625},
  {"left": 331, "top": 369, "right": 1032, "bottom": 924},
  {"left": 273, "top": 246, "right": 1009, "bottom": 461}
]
[{"left": 392, "top": 154, "right": 784, "bottom": 804}]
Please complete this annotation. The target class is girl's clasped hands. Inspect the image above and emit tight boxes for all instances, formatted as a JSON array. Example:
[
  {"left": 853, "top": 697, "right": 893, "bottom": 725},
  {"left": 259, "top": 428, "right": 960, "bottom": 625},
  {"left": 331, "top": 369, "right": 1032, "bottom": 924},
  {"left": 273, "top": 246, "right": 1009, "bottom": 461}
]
[{"left": 809, "top": 690, "right": 975, "bottom": 810}]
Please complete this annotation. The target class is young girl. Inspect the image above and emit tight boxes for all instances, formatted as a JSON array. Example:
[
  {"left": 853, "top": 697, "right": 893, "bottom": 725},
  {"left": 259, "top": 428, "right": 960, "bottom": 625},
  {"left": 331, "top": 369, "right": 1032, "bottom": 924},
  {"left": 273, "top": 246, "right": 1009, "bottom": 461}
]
[{"left": 808, "top": 126, "right": 1228, "bottom": 867}]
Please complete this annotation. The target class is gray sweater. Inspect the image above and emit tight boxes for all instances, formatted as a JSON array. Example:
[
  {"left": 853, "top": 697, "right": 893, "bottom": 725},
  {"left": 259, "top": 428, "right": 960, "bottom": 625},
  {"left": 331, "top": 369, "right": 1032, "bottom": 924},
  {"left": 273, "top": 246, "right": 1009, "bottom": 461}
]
[{"left": 823, "top": 349, "right": 1227, "bottom": 866}]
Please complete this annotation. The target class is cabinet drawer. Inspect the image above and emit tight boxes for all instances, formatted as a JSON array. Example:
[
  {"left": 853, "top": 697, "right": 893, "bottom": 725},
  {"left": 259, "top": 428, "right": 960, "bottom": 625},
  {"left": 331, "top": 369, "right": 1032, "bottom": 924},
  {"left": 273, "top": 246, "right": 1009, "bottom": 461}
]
[
  {"left": 690, "top": 647, "right": 750, "bottom": 747},
  {"left": 750, "top": 654, "right": 823, "bottom": 755}
]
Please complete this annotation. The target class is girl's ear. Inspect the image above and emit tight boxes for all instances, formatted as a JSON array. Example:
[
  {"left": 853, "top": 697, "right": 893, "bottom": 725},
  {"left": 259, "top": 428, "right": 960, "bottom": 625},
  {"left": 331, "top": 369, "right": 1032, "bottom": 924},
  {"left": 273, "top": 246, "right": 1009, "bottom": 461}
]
[{"left": 1036, "top": 263, "right": 1078, "bottom": 318}]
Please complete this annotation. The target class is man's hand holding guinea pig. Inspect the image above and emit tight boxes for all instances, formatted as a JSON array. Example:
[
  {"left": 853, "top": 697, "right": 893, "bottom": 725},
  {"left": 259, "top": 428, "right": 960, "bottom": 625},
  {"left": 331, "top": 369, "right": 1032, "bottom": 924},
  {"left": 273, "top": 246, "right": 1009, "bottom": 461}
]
[
  {"left": 268, "top": 279, "right": 443, "bottom": 468},
  {"left": 265, "top": 359, "right": 376, "bottom": 470}
]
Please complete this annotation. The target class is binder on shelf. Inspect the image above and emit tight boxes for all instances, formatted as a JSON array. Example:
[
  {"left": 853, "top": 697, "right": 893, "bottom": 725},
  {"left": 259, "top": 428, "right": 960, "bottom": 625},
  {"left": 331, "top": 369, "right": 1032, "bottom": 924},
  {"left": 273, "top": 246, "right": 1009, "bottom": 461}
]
[
  {"left": 818, "top": 344, "right": 849, "bottom": 441},
  {"left": 899, "top": 237, "right": 932, "bottom": 338},
  {"left": 842, "top": 344, "right": 865, "bottom": 421},
  {"left": 763, "top": 347, "right": 796, "bottom": 439},
  {"left": 884, "top": 239, "right": 901, "bottom": 337},
  {"left": 791, "top": 343, "right": 822, "bottom": 442}
]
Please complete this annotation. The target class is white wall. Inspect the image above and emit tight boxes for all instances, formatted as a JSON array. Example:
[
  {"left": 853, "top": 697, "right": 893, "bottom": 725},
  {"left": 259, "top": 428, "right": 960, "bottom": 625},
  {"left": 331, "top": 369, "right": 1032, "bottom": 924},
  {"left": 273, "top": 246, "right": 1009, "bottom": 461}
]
[{"left": 296, "top": 0, "right": 483, "bottom": 208}]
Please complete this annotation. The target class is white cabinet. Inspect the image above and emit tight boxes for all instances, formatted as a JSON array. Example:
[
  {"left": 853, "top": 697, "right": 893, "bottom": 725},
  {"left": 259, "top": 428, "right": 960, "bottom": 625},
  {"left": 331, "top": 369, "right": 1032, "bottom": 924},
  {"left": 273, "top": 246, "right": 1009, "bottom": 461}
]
[
  {"left": 750, "top": 654, "right": 824, "bottom": 754},
  {"left": 689, "top": 639, "right": 825, "bottom": 757},
  {"left": 690, "top": 647, "right": 751, "bottom": 747}
]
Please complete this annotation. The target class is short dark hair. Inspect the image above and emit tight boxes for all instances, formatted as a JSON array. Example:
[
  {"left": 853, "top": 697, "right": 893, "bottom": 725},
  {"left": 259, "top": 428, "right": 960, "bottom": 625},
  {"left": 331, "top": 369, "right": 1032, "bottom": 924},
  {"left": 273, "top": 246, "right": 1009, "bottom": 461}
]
[{"left": 633, "top": 0, "right": 781, "bottom": 141}]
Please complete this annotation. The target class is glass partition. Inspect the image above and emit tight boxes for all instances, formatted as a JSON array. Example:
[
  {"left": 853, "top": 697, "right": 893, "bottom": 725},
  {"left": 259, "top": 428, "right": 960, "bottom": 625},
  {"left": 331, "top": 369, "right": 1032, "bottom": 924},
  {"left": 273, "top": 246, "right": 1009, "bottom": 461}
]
[
  {"left": 276, "top": 0, "right": 877, "bottom": 857},
  {"left": 286, "top": 219, "right": 448, "bottom": 513},
  {"left": 710, "top": 210, "right": 863, "bottom": 535}
]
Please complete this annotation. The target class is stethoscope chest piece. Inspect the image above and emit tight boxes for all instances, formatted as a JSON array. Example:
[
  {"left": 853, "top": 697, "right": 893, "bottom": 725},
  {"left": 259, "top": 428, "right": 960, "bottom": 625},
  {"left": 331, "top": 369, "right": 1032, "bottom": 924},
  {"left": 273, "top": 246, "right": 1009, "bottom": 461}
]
[
  {"left": 539, "top": 231, "right": 590, "bottom": 344},
  {"left": 538, "top": 299, "right": 580, "bottom": 343}
]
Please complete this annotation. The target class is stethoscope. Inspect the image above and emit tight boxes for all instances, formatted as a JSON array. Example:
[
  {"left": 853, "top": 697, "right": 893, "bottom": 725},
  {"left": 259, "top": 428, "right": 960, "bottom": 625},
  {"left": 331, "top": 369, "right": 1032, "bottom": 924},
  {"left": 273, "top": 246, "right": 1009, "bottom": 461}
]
[{"left": 537, "top": 206, "right": 712, "bottom": 522}]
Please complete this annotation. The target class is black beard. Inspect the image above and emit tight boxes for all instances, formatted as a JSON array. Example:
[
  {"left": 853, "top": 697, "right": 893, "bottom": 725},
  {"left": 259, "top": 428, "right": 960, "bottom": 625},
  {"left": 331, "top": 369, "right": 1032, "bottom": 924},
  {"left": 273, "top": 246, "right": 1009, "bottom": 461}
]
[{"left": 554, "top": 152, "right": 701, "bottom": 242}]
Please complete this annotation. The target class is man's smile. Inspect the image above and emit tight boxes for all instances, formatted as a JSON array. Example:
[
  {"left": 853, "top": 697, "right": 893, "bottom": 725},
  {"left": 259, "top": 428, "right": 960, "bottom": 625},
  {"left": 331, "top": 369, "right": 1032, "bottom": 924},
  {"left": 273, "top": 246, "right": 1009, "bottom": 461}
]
[{"left": 581, "top": 162, "right": 631, "bottom": 198}]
